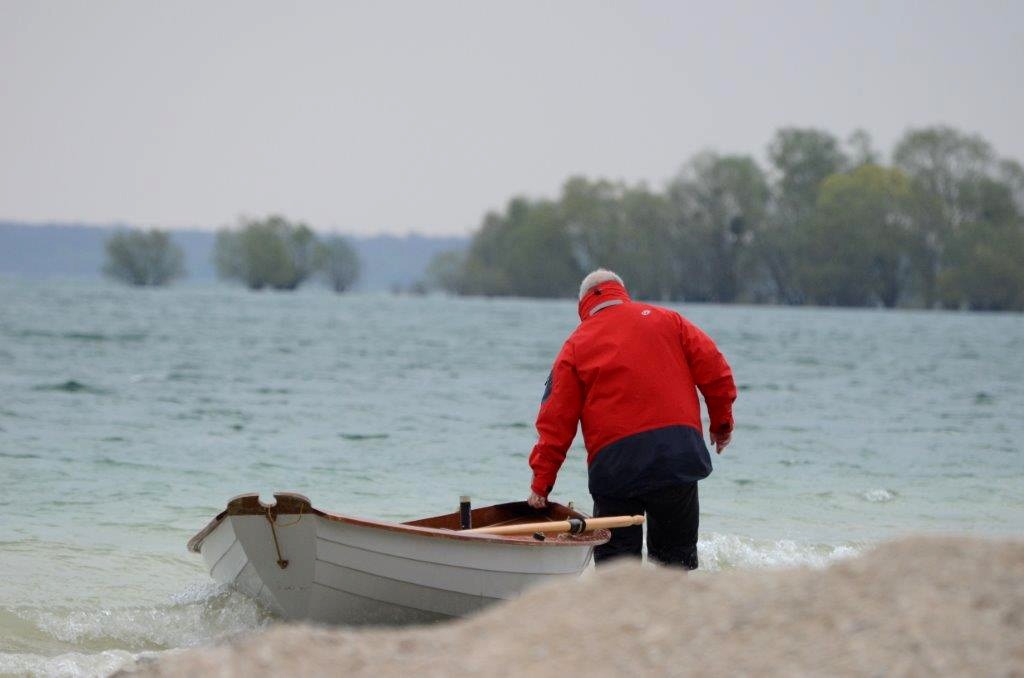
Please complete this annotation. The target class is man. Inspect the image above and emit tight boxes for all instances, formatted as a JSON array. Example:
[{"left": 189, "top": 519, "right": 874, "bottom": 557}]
[{"left": 526, "top": 269, "right": 736, "bottom": 569}]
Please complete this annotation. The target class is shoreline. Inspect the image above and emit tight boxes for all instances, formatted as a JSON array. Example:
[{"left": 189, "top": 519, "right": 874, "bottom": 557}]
[{"left": 122, "top": 536, "right": 1023, "bottom": 677}]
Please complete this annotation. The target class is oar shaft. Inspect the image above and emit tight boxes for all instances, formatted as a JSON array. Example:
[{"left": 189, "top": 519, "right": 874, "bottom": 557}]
[{"left": 466, "top": 514, "right": 643, "bottom": 536}]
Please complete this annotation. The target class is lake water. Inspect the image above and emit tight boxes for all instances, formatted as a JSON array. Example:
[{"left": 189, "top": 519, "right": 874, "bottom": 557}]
[{"left": 1, "top": 278, "right": 1022, "bottom": 676}]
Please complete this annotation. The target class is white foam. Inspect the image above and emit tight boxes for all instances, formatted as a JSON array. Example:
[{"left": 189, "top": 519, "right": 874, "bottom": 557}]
[
  {"left": 698, "top": 532, "right": 860, "bottom": 571},
  {"left": 861, "top": 489, "right": 898, "bottom": 503},
  {"left": 29, "top": 583, "right": 267, "bottom": 648},
  {"left": 168, "top": 580, "right": 225, "bottom": 606}
]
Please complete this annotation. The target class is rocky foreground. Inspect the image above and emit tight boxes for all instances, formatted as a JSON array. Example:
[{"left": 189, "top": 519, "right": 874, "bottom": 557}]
[{"left": 125, "top": 537, "right": 1023, "bottom": 677}]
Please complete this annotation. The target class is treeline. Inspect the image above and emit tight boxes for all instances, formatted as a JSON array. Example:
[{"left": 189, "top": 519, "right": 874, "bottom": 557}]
[
  {"left": 103, "top": 215, "right": 360, "bottom": 292},
  {"left": 428, "top": 126, "right": 1024, "bottom": 311}
]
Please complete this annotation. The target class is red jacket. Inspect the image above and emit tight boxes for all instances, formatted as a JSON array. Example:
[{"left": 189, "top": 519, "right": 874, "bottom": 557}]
[{"left": 529, "top": 280, "right": 736, "bottom": 497}]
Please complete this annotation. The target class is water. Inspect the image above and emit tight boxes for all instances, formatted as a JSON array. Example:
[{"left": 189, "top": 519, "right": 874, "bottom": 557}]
[{"left": 1, "top": 278, "right": 1022, "bottom": 676}]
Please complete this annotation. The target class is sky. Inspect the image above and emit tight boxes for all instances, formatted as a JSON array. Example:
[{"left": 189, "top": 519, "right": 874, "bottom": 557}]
[{"left": 1, "top": 1, "right": 1022, "bottom": 236}]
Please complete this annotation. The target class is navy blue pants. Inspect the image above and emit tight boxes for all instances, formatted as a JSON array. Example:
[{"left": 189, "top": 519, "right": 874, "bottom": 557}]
[{"left": 592, "top": 482, "right": 699, "bottom": 570}]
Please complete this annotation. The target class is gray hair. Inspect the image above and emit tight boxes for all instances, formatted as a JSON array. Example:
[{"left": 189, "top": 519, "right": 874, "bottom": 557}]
[{"left": 579, "top": 268, "right": 625, "bottom": 300}]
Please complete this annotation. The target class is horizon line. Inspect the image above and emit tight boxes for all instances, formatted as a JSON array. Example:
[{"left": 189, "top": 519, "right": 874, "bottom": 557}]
[{"left": 0, "top": 218, "right": 473, "bottom": 240}]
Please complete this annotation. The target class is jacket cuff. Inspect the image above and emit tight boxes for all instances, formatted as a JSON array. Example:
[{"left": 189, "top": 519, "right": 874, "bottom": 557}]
[
  {"left": 530, "top": 477, "right": 553, "bottom": 497},
  {"left": 708, "top": 408, "right": 734, "bottom": 435}
]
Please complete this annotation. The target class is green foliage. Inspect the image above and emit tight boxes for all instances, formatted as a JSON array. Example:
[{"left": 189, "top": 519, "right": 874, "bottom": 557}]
[
  {"left": 215, "top": 215, "right": 329, "bottom": 291},
  {"left": 754, "top": 128, "right": 849, "bottom": 304},
  {"left": 668, "top": 153, "right": 769, "bottom": 302},
  {"left": 939, "top": 221, "right": 1024, "bottom": 311},
  {"left": 431, "top": 125, "right": 1024, "bottom": 312},
  {"left": 768, "top": 128, "right": 848, "bottom": 217},
  {"left": 561, "top": 177, "right": 675, "bottom": 300},
  {"left": 847, "top": 129, "right": 880, "bottom": 168},
  {"left": 455, "top": 197, "right": 581, "bottom": 298},
  {"left": 424, "top": 249, "right": 468, "bottom": 293},
  {"left": 103, "top": 229, "right": 184, "bottom": 286},
  {"left": 893, "top": 126, "right": 998, "bottom": 307},
  {"left": 321, "top": 235, "right": 361, "bottom": 293},
  {"left": 935, "top": 177, "right": 1024, "bottom": 311},
  {"left": 894, "top": 126, "right": 994, "bottom": 221},
  {"left": 803, "top": 165, "right": 916, "bottom": 307}
]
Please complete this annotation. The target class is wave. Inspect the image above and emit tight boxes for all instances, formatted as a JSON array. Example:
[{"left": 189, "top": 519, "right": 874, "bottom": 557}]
[
  {"left": 92, "top": 457, "right": 164, "bottom": 471},
  {"left": 698, "top": 533, "right": 861, "bottom": 570},
  {"left": 1, "top": 582, "right": 269, "bottom": 677},
  {"left": 32, "top": 380, "right": 109, "bottom": 395},
  {"left": 860, "top": 488, "right": 898, "bottom": 503},
  {"left": 0, "top": 451, "right": 41, "bottom": 460},
  {"left": 10, "top": 329, "right": 147, "bottom": 343},
  {"left": 24, "top": 583, "right": 268, "bottom": 649}
]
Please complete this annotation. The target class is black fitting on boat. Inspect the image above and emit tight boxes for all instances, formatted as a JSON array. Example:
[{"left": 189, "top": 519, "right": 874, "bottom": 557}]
[
  {"left": 459, "top": 495, "right": 472, "bottom": 530},
  {"left": 533, "top": 532, "right": 546, "bottom": 541},
  {"left": 567, "top": 517, "right": 587, "bottom": 535}
]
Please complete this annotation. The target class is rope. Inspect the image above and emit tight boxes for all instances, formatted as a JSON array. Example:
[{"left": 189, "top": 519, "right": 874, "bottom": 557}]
[
  {"left": 264, "top": 507, "right": 289, "bottom": 569},
  {"left": 275, "top": 504, "right": 304, "bottom": 528}
]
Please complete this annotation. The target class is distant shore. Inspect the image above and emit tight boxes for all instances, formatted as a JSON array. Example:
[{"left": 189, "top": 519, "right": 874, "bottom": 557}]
[{"left": 123, "top": 536, "right": 1023, "bottom": 677}]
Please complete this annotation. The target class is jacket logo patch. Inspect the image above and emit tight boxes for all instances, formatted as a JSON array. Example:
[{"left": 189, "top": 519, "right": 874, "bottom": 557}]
[
  {"left": 641, "top": 309, "right": 651, "bottom": 316},
  {"left": 541, "top": 371, "right": 553, "bottom": 403}
]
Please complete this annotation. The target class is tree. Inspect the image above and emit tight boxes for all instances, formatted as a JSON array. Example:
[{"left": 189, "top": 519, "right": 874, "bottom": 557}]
[
  {"left": 805, "top": 165, "right": 917, "bottom": 307},
  {"left": 893, "top": 126, "right": 996, "bottom": 306},
  {"left": 847, "top": 129, "right": 880, "bottom": 168},
  {"left": 768, "top": 128, "right": 848, "bottom": 215},
  {"left": 997, "top": 159, "right": 1024, "bottom": 214},
  {"left": 760, "top": 128, "right": 848, "bottom": 303},
  {"left": 321, "top": 235, "right": 361, "bottom": 293},
  {"left": 937, "top": 225, "right": 1019, "bottom": 313},
  {"left": 215, "top": 215, "right": 322, "bottom": 290},
  {"left": 451, "top": 196, "right": 581, "bottom": 298},
  {"left": 937, "top": 177, "right": 1024, "bottom": 310},
  {"left": 668, "top": 153, "right": 769, "bottom": 303},
  {"left": 560, "top": 177, "right": 675, "bottom": 300},
  {"left": 424, "top": 249, "right": 468, "bottom": 293},
  {"left": 433, "top": 124, "right": 1022, "bottom": 312},
  {"left": 939, "top": 220, "right": 1024, "bottom": 311},
  {"left": 284, "top": 223, "right": 323, "bottom": 290},
  {"left": 618, "top": 185, "right": 676, "bottom": 300},
  {"left": 103, "top": 228, "right": 185, "bottom": 286}
]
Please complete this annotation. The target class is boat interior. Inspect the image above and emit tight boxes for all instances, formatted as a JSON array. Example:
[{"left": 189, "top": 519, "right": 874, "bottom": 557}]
[
  {"left": 189, "top": 493, "right": 606, "bottom": 553},
  {"left": 404, "top": 500, "right": 585, "bottom": 531}
]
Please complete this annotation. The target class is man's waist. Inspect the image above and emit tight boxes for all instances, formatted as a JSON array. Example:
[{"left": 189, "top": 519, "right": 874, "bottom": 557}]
[
  {"left": 586, "top": 424, "right": 713, "bottom": 497},
  {"left": 584, "top": 419, "right": 704, "bottom": 463}
]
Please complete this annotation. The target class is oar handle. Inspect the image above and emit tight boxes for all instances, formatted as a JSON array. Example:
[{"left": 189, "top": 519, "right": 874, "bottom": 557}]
[{"left": 465, "top": 514, "right": 644, "bottom": 536}]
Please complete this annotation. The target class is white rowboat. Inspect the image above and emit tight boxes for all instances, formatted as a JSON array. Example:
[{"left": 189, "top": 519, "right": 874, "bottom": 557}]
[{"left": 188, "top": 492, "right": 610, "bottom": 625}]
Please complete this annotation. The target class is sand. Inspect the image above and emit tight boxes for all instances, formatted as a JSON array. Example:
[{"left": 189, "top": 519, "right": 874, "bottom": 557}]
[{"left": 124, "top": 537, "right": 1024, "bottom": 677}]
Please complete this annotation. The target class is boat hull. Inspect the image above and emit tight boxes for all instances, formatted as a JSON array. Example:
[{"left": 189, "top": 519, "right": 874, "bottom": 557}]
[{"left": 192, "top": 493, "right": 605, "bottom": 625}]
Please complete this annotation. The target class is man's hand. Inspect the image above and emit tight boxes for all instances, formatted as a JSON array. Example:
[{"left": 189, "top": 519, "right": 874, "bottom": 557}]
[
  {"left": 527, "top": 491, "right": 547, "bottom": 509},
  {"left": 710, "top": 430, "right": 731, "bottom": 454}
]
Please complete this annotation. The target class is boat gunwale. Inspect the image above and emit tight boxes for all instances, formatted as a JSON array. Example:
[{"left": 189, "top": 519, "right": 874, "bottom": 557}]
[{"left": 187, "top": 492, "right": 610, "bottom": 553}]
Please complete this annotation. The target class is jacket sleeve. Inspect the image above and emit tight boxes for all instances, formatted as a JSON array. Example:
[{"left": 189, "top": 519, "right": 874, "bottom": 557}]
[
  {"left": 528, "top": 340, "right": 584, "bottom": 497},
  {"left": 677, "top": 314, "right": 737, "bottom": 436}
]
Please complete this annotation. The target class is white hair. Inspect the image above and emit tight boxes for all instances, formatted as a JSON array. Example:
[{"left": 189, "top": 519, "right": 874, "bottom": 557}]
[{"left": 579, "top": 268, "right": 625, "bottom": 300}]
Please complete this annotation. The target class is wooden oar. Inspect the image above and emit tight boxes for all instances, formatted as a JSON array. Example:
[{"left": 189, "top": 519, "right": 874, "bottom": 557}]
[{"left": 466, "top": 515, "right": 644, "bottom": 536}]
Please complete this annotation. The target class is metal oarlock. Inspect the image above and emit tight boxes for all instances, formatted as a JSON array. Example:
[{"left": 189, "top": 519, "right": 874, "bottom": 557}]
[{"left": 459, "top": 495, "right": 472, "bottom": 530}]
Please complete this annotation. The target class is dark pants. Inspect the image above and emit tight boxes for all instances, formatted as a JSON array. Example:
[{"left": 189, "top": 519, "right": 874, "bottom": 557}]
[{"left": 593, "top": 482, "right": 699, "bottom": 570}]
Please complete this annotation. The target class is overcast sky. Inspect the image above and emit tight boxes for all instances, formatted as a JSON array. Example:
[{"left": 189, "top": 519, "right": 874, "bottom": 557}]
[{"left": 1, "top": 1, "right": 1021, "bottom": 235}]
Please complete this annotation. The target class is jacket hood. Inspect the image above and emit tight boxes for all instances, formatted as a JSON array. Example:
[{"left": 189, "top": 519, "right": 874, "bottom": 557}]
[{"left": 578, "top": 280, "right": 632, "bottom": 321}]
